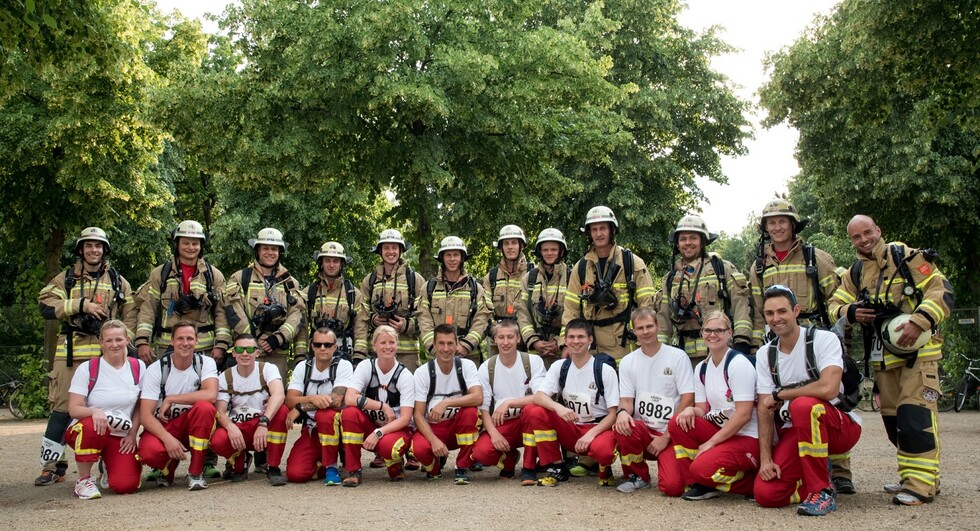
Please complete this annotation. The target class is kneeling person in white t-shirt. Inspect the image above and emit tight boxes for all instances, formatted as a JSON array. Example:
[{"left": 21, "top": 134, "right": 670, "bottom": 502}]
[
  {"left": 210, "top": 335, "right": 289, "bottom": 486},
  {"left": 612, "top": 308, "right": 694, "bottom": 494}
]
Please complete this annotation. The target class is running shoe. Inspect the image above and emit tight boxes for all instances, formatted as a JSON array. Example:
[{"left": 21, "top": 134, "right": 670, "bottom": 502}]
[
  {"left": 187, "top": 474, "right": 209, "bottom": 491},
  {"left": 74, "top": 477, "right": 101, "bottom": 500},
  {"left": 324, "top": 467, "right": 342, "bottom": 486},
  {"left": 797, "top": 488, "right": 836, "bottom": 516},
  {"left": 454, "top": 469, "right": 470, "bottom": 485},
  {"left": 682, "top": 484, "right": 721, "bottom": 501},
  {"left": 832, "top": 476, "right": 856, "bottom": 495},
  {"left": 616, "top": 474, "right": 651, "bottom": 493},
  {"left": 35, "top": 470, "right": 66, "bottom": 486}
]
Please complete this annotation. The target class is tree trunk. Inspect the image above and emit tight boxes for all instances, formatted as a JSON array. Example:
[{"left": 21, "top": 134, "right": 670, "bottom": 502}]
[
  {"left": 416, "top": 209, "right": 436, "bottom": 277},
  {"left": 42, "top": 228, "right": 65, "bottom": 371}
]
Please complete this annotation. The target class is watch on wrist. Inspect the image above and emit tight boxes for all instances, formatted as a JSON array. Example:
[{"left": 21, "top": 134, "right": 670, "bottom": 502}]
[
  {"left": 374, "top": 428, "right": 384, "bottom": 439},
  {"left": 772, "top": 389, "right": 781, "bottom": 402},
  {"left": 258, "top": 415, "right": 270, "bottom": 426}
]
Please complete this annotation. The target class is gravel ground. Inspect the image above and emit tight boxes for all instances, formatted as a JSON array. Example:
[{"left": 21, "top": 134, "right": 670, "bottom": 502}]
[{"left": 1, "top": 409, "right": 978, "bottom": 530}]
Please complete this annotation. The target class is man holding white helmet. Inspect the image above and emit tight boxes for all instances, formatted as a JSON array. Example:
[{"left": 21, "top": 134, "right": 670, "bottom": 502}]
[
  {"left": 36, "top": 227, "right": 134, "bottom": 485},
  {"left": 297, "top": 241, "right": 367, "bottom": 364},
  {"left": 829, "top": 215, "right": 953, "bottom": 506},
  {"left": 564, "top": 206, "right": 655, "bottom": 359},
  {"left": 656, "top": 214, "right": 752, "bottom": 366},
  {"left": 135, "top": 220, "right": 231, "bottom": 365},
  {"left": 516, "top": 228, "right": 570, "bottom": 368},
  {"left": 226, "top": 227, "right": 306, "bottom": 378},
  {"left": 418, "top": 236, "right": 492, "bottom": 365},
  {"left": 361, "top": 229, "right": 427, "bottom": 371},
  {"left": 483, "top": 225, "right": 530, "bottom": 356}
]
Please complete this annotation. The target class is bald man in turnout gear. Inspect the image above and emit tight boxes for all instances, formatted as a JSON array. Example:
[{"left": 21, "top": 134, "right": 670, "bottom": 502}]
[
  {"left": 516, "top": 228, "right": 570, "bottom": 369},
  {"left": 563, "top": 206, "right": 656, "bottom": 359},
  {"left": 361, "top": 229, "right": 427, "bottom": 371},
  {"left": 418, "top": 236, "right": 493, "bottom": 366},
  {"left": 483, "top": 225, "right": 530, "bottom": 357},
  {"left": 298, "top": 241, "right": 367, "bottom": 365},
  {"left": 36, "top": 227, "right": 134, "bottom": 486},
  {"left": 656, "top": 215, "right": 752, "bottom": 366},
  {"left": 828, "top": 215, "right": 953, "bottom": 506},
  {"left": 135, "top": 220, "right": 230, "bottom": 366},
  {"left": 748, "top": 199, "right": 854, "bottom": 494},
  {"left": 225, "top": 228, "right": 306, "bottom": 378}
]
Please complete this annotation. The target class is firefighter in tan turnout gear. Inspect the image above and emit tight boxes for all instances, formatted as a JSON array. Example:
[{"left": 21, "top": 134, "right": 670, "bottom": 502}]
[
  {"left": 361, "top": 229, "right": 427, "bottom": 371},
  {"left": 225, "top": 228, "right": 306, "bottom": 378},
  {"left": 298, "top": 242, "right": 367, "bottom": 365},
  {"left": 563, "top": 206, "right": 656, "bottom": 359},
  {"left": 135, "top": 220, "right": 230, "bottom": 365},
  {"left": 483, "top": 225, "right": 530, "bottom": 356},
  {"left": 418, "top": 236, "right": 492, "bottom": 366},
  {"left": 516, "top": 228, "right": 569, "bottom": 368},
  {"left": 748, "top": 198, "right": 854, "bottom": 494},
  {"left": 656, "top": 215, "right": 752, "bottom": 365},
  {"left": 35, "top": 227, "right": 134, "bottom": 486},
  {"left": 829, "top": 215, "right": 953, "bottom": 506}
]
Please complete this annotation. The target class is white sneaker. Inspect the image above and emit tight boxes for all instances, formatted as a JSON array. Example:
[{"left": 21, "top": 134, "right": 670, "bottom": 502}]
[
  {"left": 616, "top": 474, "right": 652, "bottom": 493},
  {"left": 187, "top": 474, "right": 208, "bottom": 491},
  {"left": 74, "top": 477, "right": 102, "bottom": 500},
  {"left": 883, "top": 483, "right": 902, "bottom": 494}
]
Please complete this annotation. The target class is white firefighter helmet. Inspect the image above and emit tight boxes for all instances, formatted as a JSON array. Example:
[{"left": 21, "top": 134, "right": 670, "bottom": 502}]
[
  {"left": 248, "top": 227, "right": 288, "bottom": 251},
  {"left": 669, "top": 215, "right": 717, "bottom": 245},
  {"left": 313, "top": 241, "right": 351, "bottom": 265},
  {"left": 584, "top": 206, "right": 618, "bottom": 229},
  {"left": 495, "top": 224, "right": 527, "bottom": 249},
  {"left": 534, "top": 228, "right": 567, "bottom": 261},
  {"left": 881, "top": 314, "right": 933, "bottom": 355},
  {"left": 372, "top": 229, "right": 411, "bottom": 254},
  {"left": 74, "top": 227, "right": 111, "bottom": 256},
  {"left": 172, "top": 220, "right": 207, "bottom": 242},
  {"left": 436, "top": 236, "right": 468, "bottom": 261}
]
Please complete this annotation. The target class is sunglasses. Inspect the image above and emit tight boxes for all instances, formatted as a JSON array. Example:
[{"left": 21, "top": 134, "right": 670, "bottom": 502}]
[
  {"left": 232, "top": 346, "right": 258, "bottom": 354},
  {"left": 764, "top": 284, "right": 798, "bottom": 306},
  {"left": 312, "top": 341, "right": 336, "bottom": 349}
]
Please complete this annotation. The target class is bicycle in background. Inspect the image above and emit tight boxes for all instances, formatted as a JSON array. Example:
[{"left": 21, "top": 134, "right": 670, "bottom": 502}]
[
  {"left": 952, "top": 352, "right": 980, "bottom": 412},
  {"left": 0, "top": 379, "right": 24, "bottom": 418}
]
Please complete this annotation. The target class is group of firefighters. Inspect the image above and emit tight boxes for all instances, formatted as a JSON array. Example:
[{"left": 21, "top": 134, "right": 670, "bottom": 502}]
[{"left": 34, "top": 199, "right": 952, "bottom": 516}]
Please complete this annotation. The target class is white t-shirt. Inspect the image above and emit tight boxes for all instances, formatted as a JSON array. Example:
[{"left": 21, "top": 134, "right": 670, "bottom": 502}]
[
  {"left": 218, "top": 362, "right": 282, "bottom": 423},
  {"left": 694, "top": 354, "right": 758, "bottom": 439},
  {"left": 140, "top": 354, "right": 218, "bottom": 419},
  {"left": 756, "top": 327, "right": 860, "bottom": 428},
  {"left": 413, "top": 358, "right": 480, "bottom": 423},
  {"left": 478, "top": 352, "right": 547, "bottom": 419},
  {"left": 539, "top": 356, "right": 620, "bottom": 424},
  {"left": 618, "top": 345, "right": 693, "bottom": 431},
  {"left": 350, "top": 359, "right": 416, "bottom": 425},
  {"left": 287, "top": 358, "right": 355, "bottom": 396},
  {"left": 69, "top": 358, "right": 146, "bottom": 437}
]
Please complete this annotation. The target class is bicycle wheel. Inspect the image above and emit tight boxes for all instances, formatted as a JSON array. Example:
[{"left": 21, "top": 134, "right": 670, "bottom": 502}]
[
  {"left": 7, "top": 387, "right": 24, "bottom": 419},
  {"left": 937, "top": 374, "right": 956, "bottom": 412},
  {"left": 857, "top": 377, "right": 876, "bottom": 412},
  {"left": 954, "top": 377, "right": 971, "bottom": 412}
]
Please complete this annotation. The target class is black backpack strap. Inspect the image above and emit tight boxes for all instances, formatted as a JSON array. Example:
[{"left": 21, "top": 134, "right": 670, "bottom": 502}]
[
  {"left": 330, "top": 355, "right": 340, "bottom": 384},
  {"left": 464, "top": 276, "right": 479, "bottom": 330},
  {"left": 849, "top": 259, "right": 863, "bottom": 294},
  {"left": 486, "top": 354, "right": 499, "bottom": 390},
  {"left": 767, "top": 341, "right": 780, "bottom": 389},
  {"left": 426, "top": 278, "right": 437, "bottom": 306},
  {"left": 890, "top": 244, "right": 923, "bottom": 305},
  {"left": 387, "top": 363, "right": 406, "bottom": 408},
  {"left": 202, "top": 261, "right": 216, "bottom": 310},
  {"left": 576, "top": 258, "right": 587, "bottom": 316},
  {"left": 525, "top": 267, "right": 539, "bottom": 321},
  {"left": 489, "top": 266, "right": 499, "bottom": 295},
  {"left": 698, "top": 359, "right": 707, "bottom": 386},
  {"left": 592, "top": 355, "right": 605, "bottom": 405},
  {"left": 709, "top": 254, "right": 731, "bottom": 320},
  {"left": 160, "top": 353, "right": 172, "bottom": 399},
  {"left": 622, "top": 249, "right": 636, "bottom": 311},
  {"left": 557, "top": 358, "right": 572, "bottom": 398},
  {"left": 804, "top": 326, "right": 820, "bottom": 381},
  {"left": 368, "top": 270, "right": 378, "bottom": 302},
  {"left": 455, "top": 356, "right": 467, "bottom": 395},
  {"left": 803, "top": 244, "right": 831, "bottom": 327},
  {"left": 306, "top": 281, "right": 318, "bottom": 326},
  {"left": 405, "top": 267, "right": 417, "bottom": 312},
  {"left": 426, "top": 360, "right": 436, "bottom": 404},
  {"left": 302, "top": 358, "right": 314, "bottom": 392},
  {"left": 343, "top": 278, "right": 357, "bottom": 332}
]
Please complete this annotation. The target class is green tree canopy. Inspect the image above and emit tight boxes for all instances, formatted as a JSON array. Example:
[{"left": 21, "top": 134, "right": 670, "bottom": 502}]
[{"left": 760, "top": 0, "right": 980, "bottom": 304}]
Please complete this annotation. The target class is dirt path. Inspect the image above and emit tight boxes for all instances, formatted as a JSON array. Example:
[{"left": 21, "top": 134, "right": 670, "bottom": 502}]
[{"left": 1, "top": 410, "right": 977, "bottom": 529}]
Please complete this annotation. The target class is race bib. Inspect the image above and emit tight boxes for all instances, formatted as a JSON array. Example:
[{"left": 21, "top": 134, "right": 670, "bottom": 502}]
[
  {"left": 703, "top": 407, "right": 735, "bottom": 429},
  {"left": 159, "top": 403, "right": 191, "bottom": 420},
  {"left": 869, "top": 332, "right": 884, "bottom": 362},
  {"left": 635, "top": 391, "right": 673, "bottom": 429},
  {"left": 428, "top": 397, "right": 459, "bottom": 423},
  {"left": 40, "top": 437, "right": 64, "bottom": 466},
  {"left": 104, "top": 409, "right": 134, "bottom": 436},
  {"left": 503, "top": 406, "right": 523, "bottom": 420},
  {"left": 229, "top": 406, "right": 263, "bottom": 424},
  {"left": 564, "top": 392, "right": 595, "bottom": 423},
  {"left": 777, "top": 400, "right": 793, "bottom": 427},
  {"left": 367, "top": 408, "right": 388, "bottom": 424}
]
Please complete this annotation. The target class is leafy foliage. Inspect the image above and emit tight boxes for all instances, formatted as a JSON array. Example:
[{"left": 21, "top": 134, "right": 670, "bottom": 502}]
[{"left": 760, "top": 0, "right": 980, "bottom": 304}]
